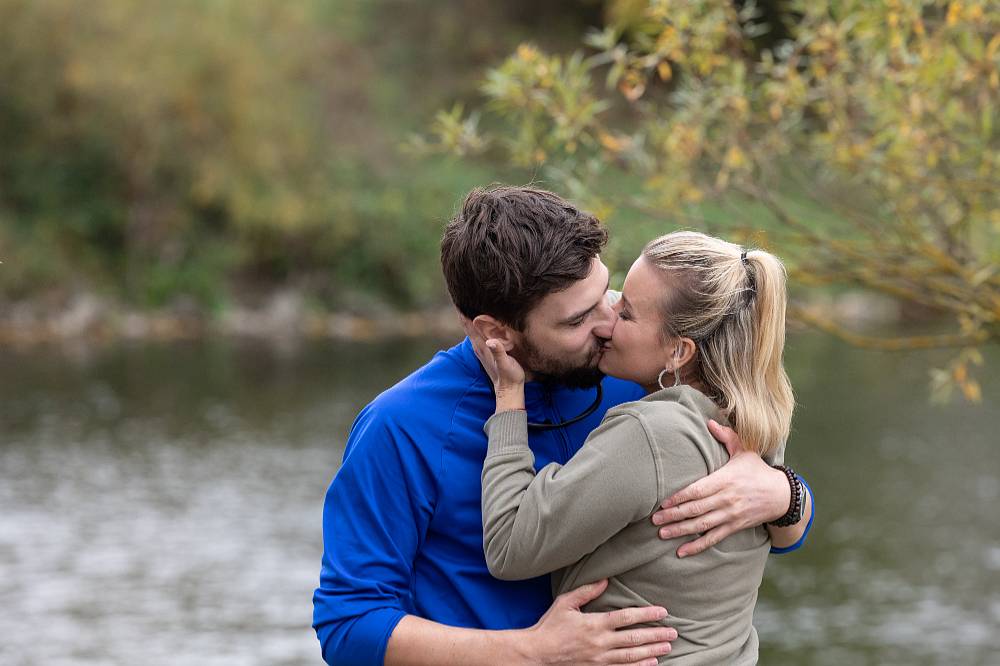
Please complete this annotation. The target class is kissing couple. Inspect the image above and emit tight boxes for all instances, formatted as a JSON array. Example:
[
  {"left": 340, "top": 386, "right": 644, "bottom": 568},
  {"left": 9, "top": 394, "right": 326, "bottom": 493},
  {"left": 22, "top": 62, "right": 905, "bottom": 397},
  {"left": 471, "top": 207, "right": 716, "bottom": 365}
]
[{"left": 314, "top": 185, "right": 813, "bottom": 665}]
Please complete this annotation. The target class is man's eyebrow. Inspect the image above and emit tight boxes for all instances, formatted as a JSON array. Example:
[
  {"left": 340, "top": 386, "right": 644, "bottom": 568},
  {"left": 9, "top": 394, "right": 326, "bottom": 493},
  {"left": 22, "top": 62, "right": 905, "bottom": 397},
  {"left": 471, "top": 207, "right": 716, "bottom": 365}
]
[{"left": 561, "top": 275, "right": 611, "bottom": 324}]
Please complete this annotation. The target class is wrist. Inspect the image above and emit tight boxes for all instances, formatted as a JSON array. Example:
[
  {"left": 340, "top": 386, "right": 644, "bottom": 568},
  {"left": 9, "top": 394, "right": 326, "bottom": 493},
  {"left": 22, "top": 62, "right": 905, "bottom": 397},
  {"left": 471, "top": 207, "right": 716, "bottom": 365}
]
[
  {"left": 504, "top": 627, "right": 539, "bottom": 666},
  {"left": 767, "top": 465, "right": 804, "bottom": 527},
  {"left": 495, "top": 385, "right": 525, "bottom": 412}
]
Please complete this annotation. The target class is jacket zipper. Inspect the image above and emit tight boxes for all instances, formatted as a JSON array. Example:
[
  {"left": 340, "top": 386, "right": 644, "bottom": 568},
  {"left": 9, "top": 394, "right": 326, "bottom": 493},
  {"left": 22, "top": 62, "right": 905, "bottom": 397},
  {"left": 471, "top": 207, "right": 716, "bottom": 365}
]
[{"left": 544, "top": 387, "right": 573, "bottom": 463}]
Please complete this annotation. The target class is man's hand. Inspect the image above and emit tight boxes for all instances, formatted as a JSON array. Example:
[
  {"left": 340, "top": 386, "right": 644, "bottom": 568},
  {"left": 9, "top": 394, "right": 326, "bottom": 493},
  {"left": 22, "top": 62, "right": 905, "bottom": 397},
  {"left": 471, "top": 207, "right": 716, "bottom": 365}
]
[
  {"left": 651, "top": 420, "right": 789, "bottom": 558},
  {"left": 519, "top": 579, "right": 676, "bottom": 666}
]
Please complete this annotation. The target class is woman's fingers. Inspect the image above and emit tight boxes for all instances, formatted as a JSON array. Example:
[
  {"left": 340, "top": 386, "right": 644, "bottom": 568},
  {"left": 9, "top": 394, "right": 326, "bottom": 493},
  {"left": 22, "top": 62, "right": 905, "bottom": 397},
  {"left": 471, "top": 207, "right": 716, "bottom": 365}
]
[{"left": 486, "top": 338, "right": 525, "bottom": 384}]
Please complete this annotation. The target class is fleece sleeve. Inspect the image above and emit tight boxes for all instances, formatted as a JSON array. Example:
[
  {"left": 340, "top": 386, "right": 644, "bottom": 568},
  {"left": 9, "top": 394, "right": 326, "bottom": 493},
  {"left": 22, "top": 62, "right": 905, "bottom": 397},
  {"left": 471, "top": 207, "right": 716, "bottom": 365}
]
[
  {"left": 312, "top": 404, "right": 438, "bottom": 665},
  {"left": 481, "top": 409, "right": 660, "bottom": 581}
]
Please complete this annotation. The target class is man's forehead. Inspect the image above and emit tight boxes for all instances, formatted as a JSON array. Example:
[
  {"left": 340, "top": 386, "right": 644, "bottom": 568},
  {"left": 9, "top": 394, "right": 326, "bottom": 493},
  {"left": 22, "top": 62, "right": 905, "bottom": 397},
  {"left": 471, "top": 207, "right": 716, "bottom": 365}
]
[{"left": 531, "top": 259, "right": 608, "bottom": 320}]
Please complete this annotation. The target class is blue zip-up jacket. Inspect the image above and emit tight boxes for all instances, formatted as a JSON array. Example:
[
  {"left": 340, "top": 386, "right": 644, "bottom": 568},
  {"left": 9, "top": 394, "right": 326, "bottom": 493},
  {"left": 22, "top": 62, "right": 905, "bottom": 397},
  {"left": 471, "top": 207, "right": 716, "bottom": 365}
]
[{"left": 313, "top": 338, "right": 812, "bottom": 665}]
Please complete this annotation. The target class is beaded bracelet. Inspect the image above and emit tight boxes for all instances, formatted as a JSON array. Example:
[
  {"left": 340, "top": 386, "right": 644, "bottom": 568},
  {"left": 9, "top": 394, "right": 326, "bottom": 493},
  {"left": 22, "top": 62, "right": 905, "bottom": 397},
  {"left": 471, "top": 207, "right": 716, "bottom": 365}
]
[{"left": 768, "top": 465, "right": 803, "bottom": 527}]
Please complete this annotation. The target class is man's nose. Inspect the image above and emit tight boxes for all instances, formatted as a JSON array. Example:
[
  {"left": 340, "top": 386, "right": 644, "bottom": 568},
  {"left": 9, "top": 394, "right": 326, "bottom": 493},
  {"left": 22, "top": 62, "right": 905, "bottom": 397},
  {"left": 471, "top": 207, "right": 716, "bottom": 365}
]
[{"left": 592, "top": 302, "right": 618, "bottom": 340}]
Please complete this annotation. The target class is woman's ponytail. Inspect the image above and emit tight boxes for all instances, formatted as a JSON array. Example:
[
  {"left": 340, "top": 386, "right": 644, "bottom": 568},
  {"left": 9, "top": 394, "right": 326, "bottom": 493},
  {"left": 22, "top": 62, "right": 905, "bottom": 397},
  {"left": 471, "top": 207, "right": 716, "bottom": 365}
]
[{"left": 643, "top": 232, "right": 794, "bottom": 457}]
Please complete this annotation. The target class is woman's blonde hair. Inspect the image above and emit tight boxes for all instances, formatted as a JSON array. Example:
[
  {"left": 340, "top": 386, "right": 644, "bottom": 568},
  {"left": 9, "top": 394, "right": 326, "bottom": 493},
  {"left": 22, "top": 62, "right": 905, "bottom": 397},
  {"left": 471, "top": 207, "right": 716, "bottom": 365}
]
[{"left": 643, "top": 231, "right": 794, "bottom": 457}]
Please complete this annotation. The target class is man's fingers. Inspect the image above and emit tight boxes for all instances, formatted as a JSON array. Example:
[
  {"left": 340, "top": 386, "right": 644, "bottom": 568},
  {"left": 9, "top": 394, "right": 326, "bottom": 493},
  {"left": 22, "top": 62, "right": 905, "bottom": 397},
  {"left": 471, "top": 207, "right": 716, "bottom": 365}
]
[
  {"left": 605, "top": 604, "right": 668, "bottom": 629},
  {"left": 560, "top": 578, "right": 608, "bottom": 610},
  {"left": 656, "top": 509, "right": 729, "bottom": 542},
  {"left": 606, "top": 642, "right": 673, "bottom": 665},
  {"left": 609, "top": 626, "right": 678, "bottom": 649},
  {"left": 651, "top": 495, "right": 724, "bottom": 526},
  {"left": 660, "top": 474, "right": 719, "bottom": 509},
  {"left": 707, "top": 418, "right": 743, "bottom": 458},
  {"left": 676, "top": 524, "right": 734, "bottom": 558}
]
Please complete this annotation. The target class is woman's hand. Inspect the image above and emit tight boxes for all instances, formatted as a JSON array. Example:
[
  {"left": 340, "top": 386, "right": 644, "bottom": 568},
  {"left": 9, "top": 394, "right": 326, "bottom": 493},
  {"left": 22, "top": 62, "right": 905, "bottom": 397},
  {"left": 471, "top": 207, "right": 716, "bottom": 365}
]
[
  {"left": 462, "top": 317, "right": 525, "bottom": 412},
  {"left": 482, "top": 339, "right": 525, "bottom": 413}
]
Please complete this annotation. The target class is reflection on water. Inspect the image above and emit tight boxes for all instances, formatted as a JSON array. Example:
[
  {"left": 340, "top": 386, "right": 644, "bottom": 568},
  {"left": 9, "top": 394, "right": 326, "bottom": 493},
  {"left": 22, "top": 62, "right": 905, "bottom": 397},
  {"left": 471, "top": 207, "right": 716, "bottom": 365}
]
[{"left": 1, "top": 335, "right": 998, "bottom": 665}]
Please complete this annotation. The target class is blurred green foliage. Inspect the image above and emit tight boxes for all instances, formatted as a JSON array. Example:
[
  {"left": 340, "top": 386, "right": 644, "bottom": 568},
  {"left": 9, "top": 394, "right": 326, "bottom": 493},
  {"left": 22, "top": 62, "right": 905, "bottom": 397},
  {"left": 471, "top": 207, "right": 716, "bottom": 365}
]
[
  {"left": 431, "top": 0, "right": 999, "bottom": 399},
  {"left": 0, "top": 0, "right": 596, "bottom": 310}
]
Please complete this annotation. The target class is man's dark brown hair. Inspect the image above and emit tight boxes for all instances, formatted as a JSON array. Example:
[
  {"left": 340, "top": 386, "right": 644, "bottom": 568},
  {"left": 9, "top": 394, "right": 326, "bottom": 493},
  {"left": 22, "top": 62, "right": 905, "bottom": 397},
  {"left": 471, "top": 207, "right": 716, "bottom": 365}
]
[{"left": 441, "top": 185, "right": 609, "bottom": 330}]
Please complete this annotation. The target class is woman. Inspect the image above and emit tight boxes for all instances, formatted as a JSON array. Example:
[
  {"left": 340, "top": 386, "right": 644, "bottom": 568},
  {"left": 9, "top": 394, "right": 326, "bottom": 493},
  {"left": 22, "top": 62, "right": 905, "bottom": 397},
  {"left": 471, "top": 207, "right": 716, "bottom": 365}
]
[{"left": 478, "top": 231, "right": 809, "bottom": 665}]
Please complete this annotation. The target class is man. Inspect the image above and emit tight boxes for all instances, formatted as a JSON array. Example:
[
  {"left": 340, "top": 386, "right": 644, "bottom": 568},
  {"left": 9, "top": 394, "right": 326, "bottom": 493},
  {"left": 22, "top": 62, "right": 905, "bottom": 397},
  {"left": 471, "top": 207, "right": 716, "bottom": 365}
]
[{"left": 313, "top": 186, "right": 813, "bottom": 665}]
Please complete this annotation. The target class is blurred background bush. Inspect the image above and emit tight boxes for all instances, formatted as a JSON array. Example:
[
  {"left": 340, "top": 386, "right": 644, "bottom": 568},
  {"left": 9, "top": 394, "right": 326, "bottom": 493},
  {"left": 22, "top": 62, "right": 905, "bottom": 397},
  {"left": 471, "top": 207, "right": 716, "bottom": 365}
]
[
  {"left": 2, "top": 0, "right": 995, "bottom": 395},
  {"left": 0, "top": 0, "right": 596, "bottom": 311}
]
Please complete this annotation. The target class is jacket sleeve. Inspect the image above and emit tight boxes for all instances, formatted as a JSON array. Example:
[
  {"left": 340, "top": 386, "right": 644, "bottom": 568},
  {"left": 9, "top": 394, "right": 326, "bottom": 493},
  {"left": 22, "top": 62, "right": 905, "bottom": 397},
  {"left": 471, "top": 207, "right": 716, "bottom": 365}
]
[
  {"left": 481, "top": 409, "right": 660, "bottom": 580},
  {"left": 765, "top": 439, "right": 816, "bottom": 554},
  {"left": 769, "top": 474, "right": 815, "bottom": 554},
  {"left": 313, "top": 403, "right": 438, "bottom": 665}
]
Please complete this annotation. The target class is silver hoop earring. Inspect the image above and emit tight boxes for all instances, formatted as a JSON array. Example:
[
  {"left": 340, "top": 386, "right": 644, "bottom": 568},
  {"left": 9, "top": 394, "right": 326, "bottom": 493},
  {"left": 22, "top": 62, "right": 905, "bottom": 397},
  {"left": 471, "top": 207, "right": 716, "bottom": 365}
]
[
  {"left": 657, "top": 368, "right": 681, "bottom": 390},
  {"left": 656, "top": 368, "right": 681, "bottom": 389}
]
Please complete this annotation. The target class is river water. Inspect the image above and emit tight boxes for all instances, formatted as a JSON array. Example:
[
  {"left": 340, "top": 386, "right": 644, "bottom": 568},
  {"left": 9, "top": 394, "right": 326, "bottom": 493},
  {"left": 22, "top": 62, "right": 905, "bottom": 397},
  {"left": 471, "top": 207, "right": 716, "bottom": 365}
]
[{"left": 2, "top": 334, "right": 998, "bottom": 665}]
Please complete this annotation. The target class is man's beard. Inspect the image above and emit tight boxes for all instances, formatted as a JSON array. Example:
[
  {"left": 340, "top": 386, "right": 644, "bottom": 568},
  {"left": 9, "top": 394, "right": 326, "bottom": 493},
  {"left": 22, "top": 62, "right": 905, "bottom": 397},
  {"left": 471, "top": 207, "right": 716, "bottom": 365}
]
[{"left": 519, "top": 336, "right": 606, "bottom": 390}]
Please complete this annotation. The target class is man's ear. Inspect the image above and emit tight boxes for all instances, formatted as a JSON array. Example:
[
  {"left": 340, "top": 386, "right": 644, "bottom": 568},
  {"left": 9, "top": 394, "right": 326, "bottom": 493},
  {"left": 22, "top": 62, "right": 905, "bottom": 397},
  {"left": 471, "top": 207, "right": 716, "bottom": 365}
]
[{"left": 471, "top": 315, "right": 516, "bottom": 351}]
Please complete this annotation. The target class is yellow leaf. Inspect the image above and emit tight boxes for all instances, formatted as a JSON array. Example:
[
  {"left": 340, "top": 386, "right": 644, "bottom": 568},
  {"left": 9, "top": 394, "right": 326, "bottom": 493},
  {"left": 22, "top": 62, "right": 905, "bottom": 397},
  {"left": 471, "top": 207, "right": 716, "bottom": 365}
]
[
  {"left": 598, "top": 132, "right": 625, "bottom": 153},
  {"left": 724, "top": 146, "right": 746, "bottom": 169},
  {"left": 517, "top": 43, "right": 539, "bottom": 62},
  {"left": 683, "top": 187, "right": 704, "bottom": 203},
  {"left": 987, "top": 33, "right": 1000, "bottom": 59},
  {"left": 961, "top": 379, "right": 982, "bottom": 402},
  {"left": 619, "top": 76, "right": 646, "bottom": 102},
  {"left": 657, "top": 61, "right": 673, "bottom": 81},
  {"left": 953, "top": 363, "right": 967, "bottom": 383},
  {"left": 946, "top": 2, "right": 961, "bottom": 26}
]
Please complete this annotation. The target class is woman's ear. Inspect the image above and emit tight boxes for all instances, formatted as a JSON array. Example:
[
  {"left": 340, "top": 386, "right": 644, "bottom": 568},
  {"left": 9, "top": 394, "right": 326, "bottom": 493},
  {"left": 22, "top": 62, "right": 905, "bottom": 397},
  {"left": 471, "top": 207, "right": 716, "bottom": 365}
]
[
  {"left": 672, "top": 337, "right": 697, "bottom": 369},
  {"left": 471, "top": 315, "right": 516, "bottom": 351}
]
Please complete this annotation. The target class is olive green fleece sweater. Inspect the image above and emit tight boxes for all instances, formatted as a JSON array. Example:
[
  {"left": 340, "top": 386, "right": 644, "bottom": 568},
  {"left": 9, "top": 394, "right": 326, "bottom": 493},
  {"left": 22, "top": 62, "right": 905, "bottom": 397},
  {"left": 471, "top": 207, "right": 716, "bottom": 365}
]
[{"left": 482, "top": 385, "right": 782, "bottom": 665}]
